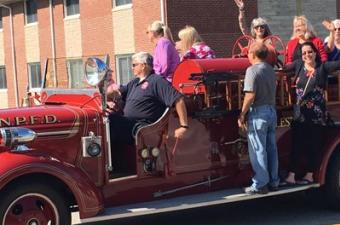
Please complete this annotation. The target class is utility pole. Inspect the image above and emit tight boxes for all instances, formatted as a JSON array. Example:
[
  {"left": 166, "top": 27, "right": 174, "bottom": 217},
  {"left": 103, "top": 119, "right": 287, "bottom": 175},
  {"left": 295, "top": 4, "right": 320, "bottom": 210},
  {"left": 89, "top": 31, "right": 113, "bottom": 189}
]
[{"left": 296, "top": 0, "right": 302, "bottom": 15}]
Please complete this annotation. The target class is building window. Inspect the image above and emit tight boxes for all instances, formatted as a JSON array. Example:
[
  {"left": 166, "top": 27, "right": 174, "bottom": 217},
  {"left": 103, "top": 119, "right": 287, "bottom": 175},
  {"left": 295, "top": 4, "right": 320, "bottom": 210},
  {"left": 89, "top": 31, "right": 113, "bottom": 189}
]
[
  {"left": 67, "top": 59, "right": 83, "bottom": 88},
  {"left": 64, "top": 0, "right": 79, "bottom": 17},
  {"left": 28, "top": 63, "right": 42, "bottom": 89},
  {"left": 114, "top": 0, "right": 132, "bottom": 7},
  {"left": 25, "top": 0, "right": 37, "bottom": 24},
  {"left": 0, "top": 67, "right": 7, "bottom": 89},
  {"left": 116, "top": 54, "right": 133, "bottom": 85},
  {"left": 0, "top": 9, "right": 3, "bottom": 29}
]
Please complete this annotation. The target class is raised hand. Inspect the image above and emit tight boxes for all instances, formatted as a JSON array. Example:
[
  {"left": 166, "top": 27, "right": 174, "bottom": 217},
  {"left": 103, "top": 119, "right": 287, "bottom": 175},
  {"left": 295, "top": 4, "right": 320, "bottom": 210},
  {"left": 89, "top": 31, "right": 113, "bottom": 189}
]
[
  {"left": 234, "top": 0, "right": 245, "bottom": 10},
  {"left": 322, "top": 20, "right": 335, "bottom": 32}
]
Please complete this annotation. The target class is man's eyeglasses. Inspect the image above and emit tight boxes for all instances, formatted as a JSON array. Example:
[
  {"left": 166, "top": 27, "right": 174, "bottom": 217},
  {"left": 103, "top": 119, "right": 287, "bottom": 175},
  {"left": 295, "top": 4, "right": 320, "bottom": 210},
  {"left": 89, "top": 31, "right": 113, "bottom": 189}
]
[
  {"left": 302, "top": 50, "right": 314, "bottom": 55},
  {"left": 132, "top": 63, "right": 146, "bottom": 67},
  {"left": 254, "top": 25, "right": 265, "bottom": 30},
  {"left": 335, "top": 28, "right": 340, "bottom": 31}
]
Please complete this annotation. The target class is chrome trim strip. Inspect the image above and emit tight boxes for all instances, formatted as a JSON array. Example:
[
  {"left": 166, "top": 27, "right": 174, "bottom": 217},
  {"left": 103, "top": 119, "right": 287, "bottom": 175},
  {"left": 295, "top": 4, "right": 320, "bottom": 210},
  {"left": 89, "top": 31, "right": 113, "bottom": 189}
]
[{"left": 37, "top": 130, "right": 78, "bottom": 137}]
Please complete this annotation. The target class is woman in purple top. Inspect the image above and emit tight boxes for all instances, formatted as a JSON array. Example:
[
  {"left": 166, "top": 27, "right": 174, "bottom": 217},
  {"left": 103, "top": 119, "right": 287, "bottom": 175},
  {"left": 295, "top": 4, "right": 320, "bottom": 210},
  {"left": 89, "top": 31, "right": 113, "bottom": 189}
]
[{"left": 147, "top": 21, "right": 180, "bottom": 82}]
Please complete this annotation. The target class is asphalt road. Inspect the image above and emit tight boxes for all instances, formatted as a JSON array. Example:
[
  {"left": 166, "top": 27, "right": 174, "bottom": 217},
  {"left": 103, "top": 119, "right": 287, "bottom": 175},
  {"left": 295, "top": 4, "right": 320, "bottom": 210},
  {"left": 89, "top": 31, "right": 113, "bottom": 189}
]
[{"left": 79, "top": 190, "right": 340, "bottom": 225}]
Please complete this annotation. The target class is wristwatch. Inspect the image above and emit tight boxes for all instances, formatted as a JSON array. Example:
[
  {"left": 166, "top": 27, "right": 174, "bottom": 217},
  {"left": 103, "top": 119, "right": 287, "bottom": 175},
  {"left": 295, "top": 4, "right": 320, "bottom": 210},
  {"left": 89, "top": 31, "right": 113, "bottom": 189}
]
[{"left": 180, "top": 125, "right": 189, "bottom": 129}]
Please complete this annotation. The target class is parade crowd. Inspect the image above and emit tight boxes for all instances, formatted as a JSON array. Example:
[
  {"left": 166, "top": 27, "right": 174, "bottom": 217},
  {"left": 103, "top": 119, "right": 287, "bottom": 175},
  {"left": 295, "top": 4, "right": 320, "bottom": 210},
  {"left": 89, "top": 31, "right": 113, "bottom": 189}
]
[{"left": 106, "top": 0, "right": 339, "bottom": 194}]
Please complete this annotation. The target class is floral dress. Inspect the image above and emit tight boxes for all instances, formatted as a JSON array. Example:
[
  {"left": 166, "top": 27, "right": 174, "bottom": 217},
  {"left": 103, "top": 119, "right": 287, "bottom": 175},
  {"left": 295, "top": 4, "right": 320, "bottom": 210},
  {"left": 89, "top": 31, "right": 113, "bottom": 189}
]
[
  {"left": 296, "top": 69, "right": 327, "bottom": 125},
  {"left": 182, "top": 42, "right": 216, "bottom": 61},
  {"left": 285, "top": 60, "right": 340, "bottom": 126}
]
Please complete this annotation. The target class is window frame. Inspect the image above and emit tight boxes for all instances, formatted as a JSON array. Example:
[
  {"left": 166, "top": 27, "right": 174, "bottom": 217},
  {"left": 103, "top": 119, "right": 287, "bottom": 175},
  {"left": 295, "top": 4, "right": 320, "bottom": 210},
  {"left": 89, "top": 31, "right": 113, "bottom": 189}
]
[
  {"left": 66, "top": 58, "right": 84, "bottom": 89},
  {"left": 24, "top": 0, "right": 38, "bottom": 25},
  {"left": 0, "top": 66, "right": 7, "bottom": 90},
  {"left": 113, "top": 0, "right": 132, "bottom": 9},
  {"left": 64, "top": 0, "right": 80, "bottom": 18},
  {"left": 27, "top": 62, "right": 42, "bottom": 91},
  {"left": 0, "top": 9, "right": 3, "bottom": 30},
  {"left": 115, "top": 54, "right": 134, "bottom": 85}
]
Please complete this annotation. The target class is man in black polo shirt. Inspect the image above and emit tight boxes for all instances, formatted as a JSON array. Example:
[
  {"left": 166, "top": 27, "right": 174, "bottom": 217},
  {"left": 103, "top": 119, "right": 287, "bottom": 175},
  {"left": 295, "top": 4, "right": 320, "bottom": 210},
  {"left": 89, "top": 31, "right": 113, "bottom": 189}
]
[{"left": 107, "top": 51, "right": 188, "bottom": 146}]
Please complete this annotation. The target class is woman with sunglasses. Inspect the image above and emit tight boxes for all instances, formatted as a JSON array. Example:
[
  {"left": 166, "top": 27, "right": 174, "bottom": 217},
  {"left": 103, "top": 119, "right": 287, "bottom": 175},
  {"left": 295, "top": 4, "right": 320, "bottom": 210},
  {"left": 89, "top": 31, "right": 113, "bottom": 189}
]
[
  {"left": 285, "top": 15, "right": 327, "bottom": 65},
  {"left": 282, "top": 42, "right": 339, "bottom": 185},
  {"left": 146, "top": 21, "right": 180, "bottom": 82},
  {"left": 234, "top": 0, "right": 272, "bottom": 42}
]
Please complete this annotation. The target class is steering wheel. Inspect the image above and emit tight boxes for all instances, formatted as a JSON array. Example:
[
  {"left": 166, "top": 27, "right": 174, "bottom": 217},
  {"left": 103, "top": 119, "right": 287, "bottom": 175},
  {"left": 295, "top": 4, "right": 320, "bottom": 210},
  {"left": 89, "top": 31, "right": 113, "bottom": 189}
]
[
  {"left": 231, "top": 35, "right": 254, "bottom": 58},
  {"left": 263, "top": 35, "right": 286, "bottom": 69}
]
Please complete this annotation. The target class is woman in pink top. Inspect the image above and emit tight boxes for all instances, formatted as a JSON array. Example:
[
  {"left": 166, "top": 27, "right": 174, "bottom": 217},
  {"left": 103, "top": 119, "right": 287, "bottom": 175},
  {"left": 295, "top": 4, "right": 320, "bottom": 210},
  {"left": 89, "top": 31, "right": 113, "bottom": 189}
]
[
  {"left": 177, "top": 25, "right": 216, "bottom": 61},
  {"left": 147, "top": 21, "right": 180, "bottom": 82}
]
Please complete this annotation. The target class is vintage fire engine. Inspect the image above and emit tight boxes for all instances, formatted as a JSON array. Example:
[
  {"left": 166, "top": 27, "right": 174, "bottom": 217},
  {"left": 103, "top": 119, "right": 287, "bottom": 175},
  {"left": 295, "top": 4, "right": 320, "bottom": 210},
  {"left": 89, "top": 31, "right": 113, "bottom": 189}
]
[{"left": 0, "top": 37, "right": 339, "bottom": 225}]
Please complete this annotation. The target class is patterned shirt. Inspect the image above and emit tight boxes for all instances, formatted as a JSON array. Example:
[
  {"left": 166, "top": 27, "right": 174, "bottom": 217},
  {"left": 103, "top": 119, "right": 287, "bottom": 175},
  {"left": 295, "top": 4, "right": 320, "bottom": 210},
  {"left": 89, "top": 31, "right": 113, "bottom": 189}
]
[{"left": 182, "top": 43, "right": 216, "bottom": 60}]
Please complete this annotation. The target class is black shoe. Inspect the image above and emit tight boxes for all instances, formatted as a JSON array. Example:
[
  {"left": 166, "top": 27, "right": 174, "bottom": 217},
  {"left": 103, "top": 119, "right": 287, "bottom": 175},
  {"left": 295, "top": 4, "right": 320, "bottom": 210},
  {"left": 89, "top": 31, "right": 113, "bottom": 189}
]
[
  {"left": 268, "top": 185, "right": 279, "bottom": 192},
  {"left": 244, "top": 185, "right": 269, "bottom": 195}
]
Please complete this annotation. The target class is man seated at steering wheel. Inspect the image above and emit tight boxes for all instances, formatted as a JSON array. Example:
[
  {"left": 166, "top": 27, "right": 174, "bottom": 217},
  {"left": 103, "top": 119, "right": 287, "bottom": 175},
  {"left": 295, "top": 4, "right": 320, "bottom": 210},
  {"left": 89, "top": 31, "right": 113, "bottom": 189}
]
[{"left": 106, "top": 51, "right": 188, "bottom": 146}]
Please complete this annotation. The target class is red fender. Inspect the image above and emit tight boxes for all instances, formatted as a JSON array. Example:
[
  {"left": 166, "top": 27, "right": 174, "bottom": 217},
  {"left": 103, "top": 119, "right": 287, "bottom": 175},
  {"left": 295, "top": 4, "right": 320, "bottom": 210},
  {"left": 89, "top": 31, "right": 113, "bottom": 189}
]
[
  {"left": 0, "top": 152, "right": 104, "bottom": 218},
  {"left": 317, "top": 131, "right": 340, "bottom": 185}
]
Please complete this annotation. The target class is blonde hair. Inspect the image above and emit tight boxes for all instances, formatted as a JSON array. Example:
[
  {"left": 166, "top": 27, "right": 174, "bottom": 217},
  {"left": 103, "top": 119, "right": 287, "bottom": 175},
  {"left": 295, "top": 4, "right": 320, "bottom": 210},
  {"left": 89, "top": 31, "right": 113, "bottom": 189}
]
[
  {"left": 291, "top": 15, "right": 316, "bottom": 40},
  {"left": 178, "top": 25, "right": 203, "bottom": 53},
  {"left": 333, "top": 19, "right": 340, "bottom": 28},
  {"left": 148, "top": 20, "right": 175, "bottom": 43}
]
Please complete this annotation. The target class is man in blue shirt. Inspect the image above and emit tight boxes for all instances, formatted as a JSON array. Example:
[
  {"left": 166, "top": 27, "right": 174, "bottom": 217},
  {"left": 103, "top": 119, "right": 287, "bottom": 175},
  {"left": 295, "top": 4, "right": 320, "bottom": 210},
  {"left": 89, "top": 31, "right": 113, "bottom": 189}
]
[{"left": 107, "top": 52, "right": 188, "bottom": 145}]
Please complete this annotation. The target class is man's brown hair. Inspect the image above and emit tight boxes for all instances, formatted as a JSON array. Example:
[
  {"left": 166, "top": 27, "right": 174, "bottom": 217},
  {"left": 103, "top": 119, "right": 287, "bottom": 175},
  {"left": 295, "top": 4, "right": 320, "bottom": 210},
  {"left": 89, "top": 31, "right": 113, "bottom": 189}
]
[{"left": 249, "top": 42, "right": 268, "bottom": 60}]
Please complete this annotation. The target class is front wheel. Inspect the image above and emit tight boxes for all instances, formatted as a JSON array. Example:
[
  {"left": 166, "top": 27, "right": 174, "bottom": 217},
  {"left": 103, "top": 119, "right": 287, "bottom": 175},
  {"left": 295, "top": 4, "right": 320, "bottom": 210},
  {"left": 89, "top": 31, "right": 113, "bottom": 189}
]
[
  {"left": 0, "top": 183, "right": 71, "bottom": 225},
  {"left": 325, "top": 151, "right": 340, "bottom": 210}
]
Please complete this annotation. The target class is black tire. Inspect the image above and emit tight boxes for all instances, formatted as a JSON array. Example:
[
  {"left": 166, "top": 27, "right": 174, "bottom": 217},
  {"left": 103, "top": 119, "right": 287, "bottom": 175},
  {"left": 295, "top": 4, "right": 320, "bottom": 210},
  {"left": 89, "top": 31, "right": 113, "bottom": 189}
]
[
  {"left": 325, "top": 151, "right": 340, "bottom": 210},
  {"left": 0, "top": 182, "right": 71, "bottom": 225}
]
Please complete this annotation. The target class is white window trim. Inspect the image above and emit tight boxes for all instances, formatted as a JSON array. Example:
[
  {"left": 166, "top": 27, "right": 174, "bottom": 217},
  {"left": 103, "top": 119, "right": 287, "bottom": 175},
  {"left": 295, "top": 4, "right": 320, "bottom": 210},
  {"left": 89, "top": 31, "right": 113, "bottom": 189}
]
[
  {"left": 0, "top": 67, "right": 7, "bottom": 91},
  {"left": 112, "top": 3, "right": 132, "bottom": 12},
  {"left": 29, "top": 87, "right": 42, "bottom": 92},
  {"left": 67, "top": 59, "right": 84, "bottom": 88},
  {"left": 24, "top": 22, "right": 38, "bottom": 27},
  {"left": 24, "top": 0, "right": 38, "bottom": 25},
  {"left": 63, "top": 0, "right": 80, "bottom": 18},
  {"left": 0, "top": 89, "right": 8, "bottom": 92},
  {"left": 63, "top": 14, "right": 80, "bottom": 21},
  {"left": 116, "top": 54, "right": 133, "bottom": 85},
  {"left": 0, "top": 29, "right": 3, "bottom": 32},
  {"left": 28, "top": 63, "right": 42, "bottom": 91}
]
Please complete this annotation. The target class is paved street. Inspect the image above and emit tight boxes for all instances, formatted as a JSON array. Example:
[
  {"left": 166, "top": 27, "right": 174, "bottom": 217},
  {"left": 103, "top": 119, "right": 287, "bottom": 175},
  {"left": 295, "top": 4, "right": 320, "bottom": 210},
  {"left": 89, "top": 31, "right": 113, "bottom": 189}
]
[{"left": 76, "top": 190, "right": 340, "bottom": 225}]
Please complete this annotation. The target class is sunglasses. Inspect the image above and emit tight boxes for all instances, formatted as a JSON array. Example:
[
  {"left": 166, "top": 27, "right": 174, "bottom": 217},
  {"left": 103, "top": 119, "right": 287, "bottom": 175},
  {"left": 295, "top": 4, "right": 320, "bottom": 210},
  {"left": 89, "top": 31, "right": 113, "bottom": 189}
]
[
  {"left": 335, "top": 28, "right": 340, "bottom": 31},
  {"left": 132, "top": 63, "right": 146, "bottom": 67},
  {"left": 254, "top": 25, "right": 265, "bottom": 29},
  {"left": 302, "top": 50, "right": 314, "bottom": 55}
]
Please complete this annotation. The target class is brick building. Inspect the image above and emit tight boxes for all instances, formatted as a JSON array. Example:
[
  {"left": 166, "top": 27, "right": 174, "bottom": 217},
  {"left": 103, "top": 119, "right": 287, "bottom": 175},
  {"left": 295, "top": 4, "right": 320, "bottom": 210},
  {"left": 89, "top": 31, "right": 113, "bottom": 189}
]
[{"left": 0, "top": 0, "right": 339, "bottom": 108}]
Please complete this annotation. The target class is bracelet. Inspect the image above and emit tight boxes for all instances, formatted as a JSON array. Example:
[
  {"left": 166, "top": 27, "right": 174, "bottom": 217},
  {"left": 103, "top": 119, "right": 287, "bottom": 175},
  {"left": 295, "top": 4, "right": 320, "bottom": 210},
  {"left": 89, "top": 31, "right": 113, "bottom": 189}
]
[{"left": 180, "top": 125, "right": 189, "bottom": 129}]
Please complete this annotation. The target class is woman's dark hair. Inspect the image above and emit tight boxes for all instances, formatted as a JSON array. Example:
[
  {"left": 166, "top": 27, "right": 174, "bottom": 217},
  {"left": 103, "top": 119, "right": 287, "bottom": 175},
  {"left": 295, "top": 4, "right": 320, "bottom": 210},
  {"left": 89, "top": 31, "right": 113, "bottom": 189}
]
[{"left": 301, "top": 41, "right": 321, "bottom": 65}]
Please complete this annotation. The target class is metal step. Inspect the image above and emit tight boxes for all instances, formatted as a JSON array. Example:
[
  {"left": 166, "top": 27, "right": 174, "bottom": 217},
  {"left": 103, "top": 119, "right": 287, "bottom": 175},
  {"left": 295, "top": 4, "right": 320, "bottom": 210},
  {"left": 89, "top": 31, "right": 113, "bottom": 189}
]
[{"left": 72, "top": 183, "right": 320, "bottom": 224}]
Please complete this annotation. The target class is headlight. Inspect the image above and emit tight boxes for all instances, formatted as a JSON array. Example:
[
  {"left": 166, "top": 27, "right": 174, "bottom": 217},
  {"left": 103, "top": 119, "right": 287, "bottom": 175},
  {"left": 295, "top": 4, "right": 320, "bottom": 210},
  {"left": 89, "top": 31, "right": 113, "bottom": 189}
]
[
  {"left": 87, "top": 143, "right": 101, "bottom": 157},
  {"left": 151, "top": 147, "right": 160, "bottom": 157},
  {"left": 141, "top": 148, "right": 149, "bottom": 158},
  {"left": 0, "top": 127, "right": 36, "bottom": 148}
]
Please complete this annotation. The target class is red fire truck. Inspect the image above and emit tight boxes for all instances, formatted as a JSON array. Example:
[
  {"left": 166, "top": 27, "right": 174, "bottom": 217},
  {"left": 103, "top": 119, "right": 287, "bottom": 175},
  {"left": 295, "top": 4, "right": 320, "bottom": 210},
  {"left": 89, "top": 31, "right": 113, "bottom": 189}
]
[{"left": 0, "top": 41, "right": 339, "bottom": 225}]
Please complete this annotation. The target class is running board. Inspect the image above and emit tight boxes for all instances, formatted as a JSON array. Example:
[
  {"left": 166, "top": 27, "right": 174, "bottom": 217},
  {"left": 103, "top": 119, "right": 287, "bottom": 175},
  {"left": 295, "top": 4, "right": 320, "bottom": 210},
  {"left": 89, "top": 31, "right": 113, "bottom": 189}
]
[{"left": 72, "top": 183, "right": 320, "bottom": 224}]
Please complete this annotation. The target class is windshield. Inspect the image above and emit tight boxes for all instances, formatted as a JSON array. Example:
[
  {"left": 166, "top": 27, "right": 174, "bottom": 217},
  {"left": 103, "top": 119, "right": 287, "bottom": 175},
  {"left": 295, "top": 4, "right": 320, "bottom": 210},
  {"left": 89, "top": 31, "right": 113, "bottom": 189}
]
[{"left": 43, "top": 56, "right": 108, "bottom": 90}]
